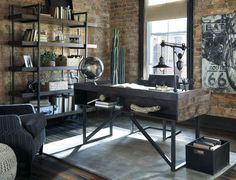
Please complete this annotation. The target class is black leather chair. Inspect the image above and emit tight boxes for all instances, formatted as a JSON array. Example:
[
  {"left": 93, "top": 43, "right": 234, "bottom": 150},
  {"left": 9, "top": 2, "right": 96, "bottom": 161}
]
[
  {"left": 0, "top": 104, "right": 47, "bottom": 175},
  {"left": 148, "top": 74, "right": 179, "bottom": 87},
  {"left": 138, "top": 75, "right": 179, "bottom": 88}
]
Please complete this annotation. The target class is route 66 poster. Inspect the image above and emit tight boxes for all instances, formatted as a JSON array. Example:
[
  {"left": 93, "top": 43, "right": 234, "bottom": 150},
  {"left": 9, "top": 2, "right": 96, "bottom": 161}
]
[{"left": 202, "top": 12, "right": 236, "bottom": 93}]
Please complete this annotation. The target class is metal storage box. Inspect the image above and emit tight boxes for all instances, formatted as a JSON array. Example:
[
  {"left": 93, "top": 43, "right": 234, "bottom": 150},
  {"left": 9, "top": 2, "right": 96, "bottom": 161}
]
[{"left": 186, "top": 137, "right": 229, "bottom": 175}]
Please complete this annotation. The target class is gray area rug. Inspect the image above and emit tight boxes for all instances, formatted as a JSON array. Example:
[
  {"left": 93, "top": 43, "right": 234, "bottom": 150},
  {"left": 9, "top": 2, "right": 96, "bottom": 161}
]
[{"left": 47, "top": 127, "right": 236, "bottom": 180}]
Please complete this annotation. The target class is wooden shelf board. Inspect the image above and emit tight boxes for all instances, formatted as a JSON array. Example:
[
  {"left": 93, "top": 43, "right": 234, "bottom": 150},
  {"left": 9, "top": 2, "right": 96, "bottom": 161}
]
[
  {"left": 9, "top": 66, "right": 79, "bottom": 72},
  {"left": 9, "top": 13, "right": 97, "bottom": 27},
  {"left": 10, "top": 41, "right": 97, "bottom": 49},
  {"left": 45, "top": 107, "right": 95, "bottom": 119},
  {"left": 10, "top": 89, "right": 74, "bottom": 98}
]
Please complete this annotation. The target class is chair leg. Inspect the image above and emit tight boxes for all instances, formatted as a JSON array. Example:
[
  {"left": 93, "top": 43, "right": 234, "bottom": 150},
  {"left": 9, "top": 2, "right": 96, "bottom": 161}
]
[
  {"left": 25, "top": 160, "right": 32, "bottom": 177},
  {"left": 39, "top": 145, "right": 43, "bottom": 155}
]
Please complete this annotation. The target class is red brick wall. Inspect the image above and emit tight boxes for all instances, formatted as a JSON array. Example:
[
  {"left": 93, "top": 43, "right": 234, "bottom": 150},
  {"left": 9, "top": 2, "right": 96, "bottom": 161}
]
[
  {"left": 193, "top": 0, "right": 236, "bottom": 118},
  {"left": 110, "top": 0, "right": 139, "bottom": 82}
]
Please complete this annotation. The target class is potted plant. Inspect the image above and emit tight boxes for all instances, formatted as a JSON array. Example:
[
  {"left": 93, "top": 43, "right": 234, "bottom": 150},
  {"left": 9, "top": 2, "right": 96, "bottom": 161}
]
[{"left": 40, "top": 50, "right": 57, "bottom": 66}]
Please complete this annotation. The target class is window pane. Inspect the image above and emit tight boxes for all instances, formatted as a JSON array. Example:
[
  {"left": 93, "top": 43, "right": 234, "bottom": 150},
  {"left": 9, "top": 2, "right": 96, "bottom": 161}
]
[
  {"left": 146, "top": 18, "right": 187, "bottom": 79},
  {"left": 148, "top": 0, "right": 183, "bottom": 6}
]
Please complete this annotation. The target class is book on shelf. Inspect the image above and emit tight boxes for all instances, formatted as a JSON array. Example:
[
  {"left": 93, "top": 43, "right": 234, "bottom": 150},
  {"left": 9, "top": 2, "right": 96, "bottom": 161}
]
[
  {"left": 22, "top": 29, "right": 32, "bottom": 41},
  {"left": 53, "top": 6, "right": 72, "bottom": 20},
  {"left": 23, "top": 29, "right": 47, "bottom": 42}
]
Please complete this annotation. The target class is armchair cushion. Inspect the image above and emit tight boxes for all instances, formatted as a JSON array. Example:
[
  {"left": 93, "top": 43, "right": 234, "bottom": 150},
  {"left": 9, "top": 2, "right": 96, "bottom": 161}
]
[{"left": 19, "top": 114, "right": 47, "bottom": 138}]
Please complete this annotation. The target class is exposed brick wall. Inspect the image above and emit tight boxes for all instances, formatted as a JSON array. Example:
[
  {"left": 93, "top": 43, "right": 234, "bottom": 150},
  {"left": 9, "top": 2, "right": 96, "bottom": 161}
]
[
  {"left": 110, "top": 0, "right": 139, "bottom": 82},
  {"left": 72, "top": 0, "right": 111, "bottom": 79},
  {"left": 193, "top": 0, "right": 236, "bottom": 118},
  {"left": 0, "top": 0, "right": 45, "bottom": 104}
]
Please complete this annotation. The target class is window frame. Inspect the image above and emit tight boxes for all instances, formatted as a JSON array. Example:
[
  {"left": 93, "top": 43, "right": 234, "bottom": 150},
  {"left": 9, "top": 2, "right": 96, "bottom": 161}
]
[{"left": 138, "top": 0, "right": 194, "bottom": 89}]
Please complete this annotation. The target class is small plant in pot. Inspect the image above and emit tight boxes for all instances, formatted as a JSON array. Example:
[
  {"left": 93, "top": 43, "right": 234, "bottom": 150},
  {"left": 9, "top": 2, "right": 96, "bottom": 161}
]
[{"left": 40, "top": 50, "right": 57, "bottom": 66}]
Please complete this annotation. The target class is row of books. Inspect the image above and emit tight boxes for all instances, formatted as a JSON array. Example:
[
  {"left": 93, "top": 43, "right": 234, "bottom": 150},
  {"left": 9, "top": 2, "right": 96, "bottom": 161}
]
[
  {"left": 23, "top": 29, "right": 37, "bottom": 41},
  {"left": 53, "top": 6, "right": 73, "bottom": 20},
  {"left": 95, "top": 100, "right": 117, "bottom": 108},
  {"left": 22, "top": 29, "right": 48, "bottom": 42},
  {"left": 193, "top": 137, "right": 222, "bottom": 151}
]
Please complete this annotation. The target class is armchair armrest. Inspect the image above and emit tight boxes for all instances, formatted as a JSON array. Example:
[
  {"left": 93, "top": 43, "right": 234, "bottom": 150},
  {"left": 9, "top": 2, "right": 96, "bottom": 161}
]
[
  {"left": 0, "top": 115, "right": 35, "bottom": 155},
  {"left": 0, "top": 115, "right": 22, "bottom": 130},
  {"left": 19, "top": 113, "right": 47, "bottom": 138}
]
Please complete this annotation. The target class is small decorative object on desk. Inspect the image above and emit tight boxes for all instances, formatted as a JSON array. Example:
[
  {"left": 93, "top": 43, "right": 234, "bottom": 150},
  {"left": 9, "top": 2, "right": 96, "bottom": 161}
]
[
  {"left": 130, "top": 104, "right": 160, "bottom": 113},
  {"left": 155, "top": 85, "right": 173, "bottom": 92},
  {"left": 180, "top": 78, "right": 189, "bottom": 91}
]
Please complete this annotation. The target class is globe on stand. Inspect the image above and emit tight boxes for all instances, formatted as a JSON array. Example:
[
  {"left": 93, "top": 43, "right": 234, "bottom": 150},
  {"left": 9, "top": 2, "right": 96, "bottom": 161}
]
[{"left": 79, "top": 56, "right": 104, "bottom": 85}]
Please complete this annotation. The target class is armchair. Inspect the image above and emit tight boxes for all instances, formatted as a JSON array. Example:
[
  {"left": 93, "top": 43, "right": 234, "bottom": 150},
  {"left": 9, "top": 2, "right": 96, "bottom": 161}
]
[{"left": 0, "top": 104, "right": 47, "bottom": 175}]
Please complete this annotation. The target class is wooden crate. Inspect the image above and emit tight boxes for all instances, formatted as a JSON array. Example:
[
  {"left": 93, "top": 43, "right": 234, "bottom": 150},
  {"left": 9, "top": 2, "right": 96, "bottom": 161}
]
[
  {"left": 56, "top": 56, "right": 83, "bottom": 66},
  {"left": 43, "top": 81, "right": 68, "bottom": 91}
]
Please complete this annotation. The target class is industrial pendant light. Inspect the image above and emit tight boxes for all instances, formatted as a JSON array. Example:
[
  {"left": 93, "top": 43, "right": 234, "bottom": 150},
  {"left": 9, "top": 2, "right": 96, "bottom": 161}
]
[{"left": 152, "top": 45, "right": 170, "bottom": 69}]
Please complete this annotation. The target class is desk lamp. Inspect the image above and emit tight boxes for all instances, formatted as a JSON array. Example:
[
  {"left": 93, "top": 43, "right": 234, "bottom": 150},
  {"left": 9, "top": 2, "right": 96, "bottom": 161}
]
[{"left": 153, "top": 40, "right": 187, "bottom": 92}]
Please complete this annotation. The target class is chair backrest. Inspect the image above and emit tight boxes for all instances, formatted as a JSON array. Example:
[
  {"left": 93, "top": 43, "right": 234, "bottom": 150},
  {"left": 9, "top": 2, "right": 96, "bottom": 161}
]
[
  {"left": 148, "top": 75, "right": 179, "bottom": 87},
  {"left": 0, "top": 104, "right": 35, "bottom": 115}
]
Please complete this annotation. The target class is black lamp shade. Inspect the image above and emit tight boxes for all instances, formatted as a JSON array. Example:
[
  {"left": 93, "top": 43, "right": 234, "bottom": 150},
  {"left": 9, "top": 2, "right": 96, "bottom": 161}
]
[{"left": 153, "top": 56, "right": 171, "bottom": 68}]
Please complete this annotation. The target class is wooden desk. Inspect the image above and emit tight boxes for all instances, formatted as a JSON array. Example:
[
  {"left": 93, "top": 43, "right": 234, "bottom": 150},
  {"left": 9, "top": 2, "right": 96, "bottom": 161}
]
[{"left": 74, "top": 82, "right": 210, "bottom": 171}]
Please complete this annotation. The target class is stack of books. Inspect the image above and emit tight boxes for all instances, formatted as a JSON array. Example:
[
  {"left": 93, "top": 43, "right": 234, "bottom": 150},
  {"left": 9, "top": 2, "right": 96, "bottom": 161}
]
[
  {"left": 29, "top": 99, "right": 51, "bottom": 107},
  {"left": 193, "top": 137, "right": 222, "bottom": 150},
  {"left": 95, "top": 101, "right": 117, "bottom": 108},
  {"left": 35, "top": 31, "right": 48, "bottom": 42}
]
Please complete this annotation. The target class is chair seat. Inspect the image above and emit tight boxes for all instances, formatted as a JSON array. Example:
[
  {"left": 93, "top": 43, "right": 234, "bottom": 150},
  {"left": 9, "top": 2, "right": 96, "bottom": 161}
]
[{"left": 0, "top": 143, "right": 17, "bottom": 180}]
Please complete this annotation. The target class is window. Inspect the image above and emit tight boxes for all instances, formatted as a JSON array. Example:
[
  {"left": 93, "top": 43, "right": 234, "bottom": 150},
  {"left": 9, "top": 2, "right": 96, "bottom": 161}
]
[
  {"left": 148, "top": 0, "right": 183, "bottom": 6},
  {"left": 146, "top": 18, "right": 187, "bottom": 78},
  {"left": 142, "top": 0, "right": 190, "bottom": 80}
]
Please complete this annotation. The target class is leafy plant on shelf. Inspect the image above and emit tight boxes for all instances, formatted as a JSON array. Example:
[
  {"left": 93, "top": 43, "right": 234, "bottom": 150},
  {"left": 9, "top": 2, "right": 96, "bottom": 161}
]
[{"left": 40, "top": 50, "right": 57, "bottom": 66}]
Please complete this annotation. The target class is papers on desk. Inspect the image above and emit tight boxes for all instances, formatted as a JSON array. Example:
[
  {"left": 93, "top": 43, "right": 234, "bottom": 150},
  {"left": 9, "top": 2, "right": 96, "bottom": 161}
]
[
  {"left": 152, "top": 85, "right": 174, "bottom": 92},
  {"left": 111, "top": 83, "right": 174, "bottom": 92},
  {"left": 111, "top": 83, "right": 150, "bottom": 90}
]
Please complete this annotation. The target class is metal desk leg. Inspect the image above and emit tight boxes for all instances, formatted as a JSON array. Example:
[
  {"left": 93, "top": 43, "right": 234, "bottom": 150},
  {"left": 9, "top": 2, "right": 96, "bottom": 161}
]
[
  {"left": 82, "top": 105, "right": 87, "bottom": 144},
  {"left": 163, "top": 120, "right": 167, "bottom": 141},
  {"left": 109, "top": 108, "right": 113, "bottom": 136},
  {"left": 171, "top": 121, "right": 186, "bottom": 171},
  {"left": 195, "top": 117, "right": 200, "bottom": 139},
  {"left": 171, "top": 121, "right": 176, "bottom": 171},
  {"left": 130, "top": 120, "right": 135, "bottom": 133}
]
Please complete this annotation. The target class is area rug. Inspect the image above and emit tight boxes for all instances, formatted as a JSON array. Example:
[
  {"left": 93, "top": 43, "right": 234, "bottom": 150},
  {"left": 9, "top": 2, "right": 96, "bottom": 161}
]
[
  {"left": 46, "top": 127, "right": 236, "bottom": 180},
  {"left": 216, "top": 163, "right": 236, "bottom": 179}
]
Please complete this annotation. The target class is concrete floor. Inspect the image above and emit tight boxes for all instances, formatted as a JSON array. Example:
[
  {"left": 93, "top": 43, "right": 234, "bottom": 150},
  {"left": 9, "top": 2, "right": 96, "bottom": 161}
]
[{"left": 45, "top": 126, "right": 236, "bottom": 180}]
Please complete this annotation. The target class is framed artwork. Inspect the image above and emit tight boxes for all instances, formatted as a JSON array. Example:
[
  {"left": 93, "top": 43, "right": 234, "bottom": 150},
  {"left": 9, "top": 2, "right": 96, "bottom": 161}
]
[
  {"left": 202, "top": 12, "right": 236, "bottom": 93},
  {"left": 24, "top": 55, "right": 33, "bottom": 67}
]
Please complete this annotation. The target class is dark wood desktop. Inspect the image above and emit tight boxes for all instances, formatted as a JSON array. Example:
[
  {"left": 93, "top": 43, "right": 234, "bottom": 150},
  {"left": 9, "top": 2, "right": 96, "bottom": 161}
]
[{"left": 74, "top": 82, "right": 210, "bottom": 171}]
